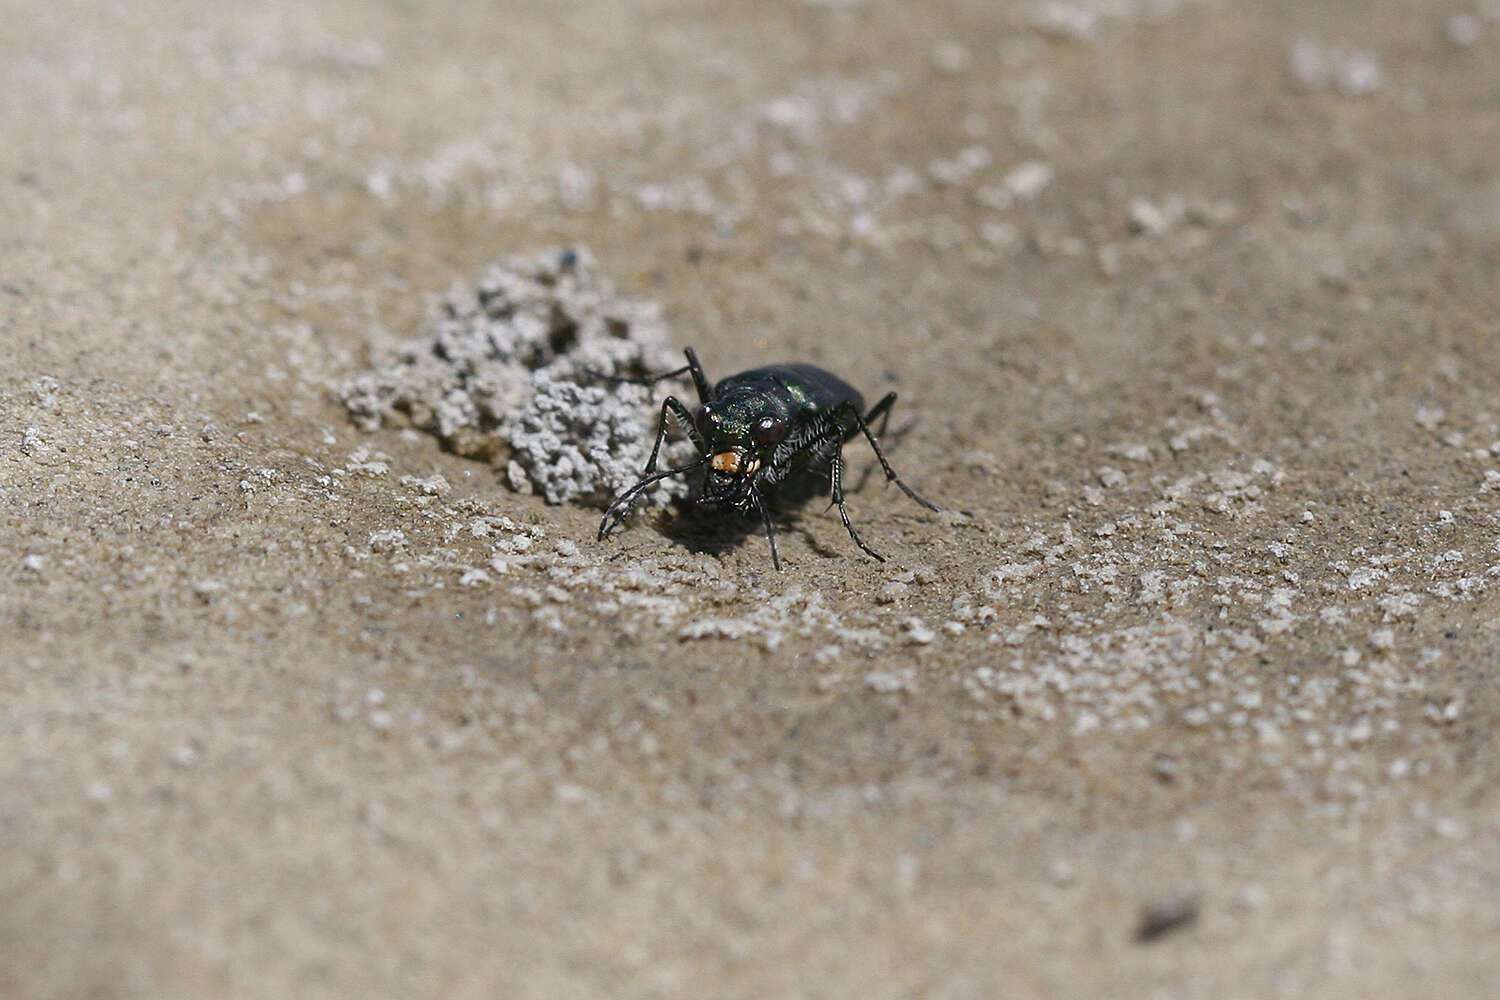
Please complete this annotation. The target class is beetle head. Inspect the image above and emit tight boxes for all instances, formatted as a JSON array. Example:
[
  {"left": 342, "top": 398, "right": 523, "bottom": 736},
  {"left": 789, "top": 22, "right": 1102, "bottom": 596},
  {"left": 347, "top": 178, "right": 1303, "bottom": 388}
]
[{"left": 695, "top": 400, "right": 790, "bottom": 508}]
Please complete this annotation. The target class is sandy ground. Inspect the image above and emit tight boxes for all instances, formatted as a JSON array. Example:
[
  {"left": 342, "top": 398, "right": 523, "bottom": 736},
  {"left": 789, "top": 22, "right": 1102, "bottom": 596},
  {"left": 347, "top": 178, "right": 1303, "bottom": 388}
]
[{"left": 4, "top": 1, "right": 1500, "bottom": 996}]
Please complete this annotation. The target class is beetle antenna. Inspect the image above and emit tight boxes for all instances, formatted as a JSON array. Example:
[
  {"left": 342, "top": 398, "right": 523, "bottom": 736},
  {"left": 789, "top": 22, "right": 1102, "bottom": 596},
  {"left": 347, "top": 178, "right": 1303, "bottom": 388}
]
[
  {"left": 598, "top": 453, "right": 710, "bottom": 541},
  {"left": 579, "top": 361, "right": 695, "bottom": 386},
  {"left": 582, "top": 349, "right": 713, "bottom": 407}
]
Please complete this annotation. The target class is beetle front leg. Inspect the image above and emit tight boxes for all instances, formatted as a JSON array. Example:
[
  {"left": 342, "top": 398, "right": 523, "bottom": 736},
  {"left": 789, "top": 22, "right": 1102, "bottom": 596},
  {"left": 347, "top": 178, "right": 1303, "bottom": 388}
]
[
  {"left": 751, "top": 487, "right": 782, "bottom": 571},
  {"left": 681, "top": 347, "right": 713, "bottom": 408},
  {"left": 599, "top": 395, "right": 705, "bottom": 541},
  {"left": 598, "top": 454, "right": 708, "bottom": 540},
  {"left": 639, "top": 395, "right": 705, "bottom": 475}
]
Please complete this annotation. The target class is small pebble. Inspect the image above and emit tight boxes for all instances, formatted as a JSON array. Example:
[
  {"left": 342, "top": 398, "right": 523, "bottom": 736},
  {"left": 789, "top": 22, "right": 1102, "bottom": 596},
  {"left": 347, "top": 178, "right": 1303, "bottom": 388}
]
[{"left": 1136, "top": 894, "right": 1200, "bottom": 942}]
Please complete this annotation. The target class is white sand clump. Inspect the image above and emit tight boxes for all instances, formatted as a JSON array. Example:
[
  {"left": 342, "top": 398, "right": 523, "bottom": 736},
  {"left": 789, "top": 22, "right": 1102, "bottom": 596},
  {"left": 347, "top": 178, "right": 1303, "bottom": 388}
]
[{"left": 338, "top": 248, "right": 693, "bottom": 507}]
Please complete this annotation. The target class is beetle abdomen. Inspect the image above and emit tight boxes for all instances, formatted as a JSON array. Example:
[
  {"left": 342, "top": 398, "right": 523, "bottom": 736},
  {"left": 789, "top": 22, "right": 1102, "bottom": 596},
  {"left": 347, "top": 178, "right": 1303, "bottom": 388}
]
[{"left": 715, "top": 364, "right": 864, "bottom": 419}]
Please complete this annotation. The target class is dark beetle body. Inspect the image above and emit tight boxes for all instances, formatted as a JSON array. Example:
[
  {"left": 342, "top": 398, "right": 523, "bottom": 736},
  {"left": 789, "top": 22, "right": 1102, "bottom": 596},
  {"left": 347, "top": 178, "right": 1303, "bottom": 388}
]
[
  {"left": 598, "top": 348, "right": 945, "bottom": 569},
  {"left": 697, "top": 364, "right": 861, "bottom": 507}
]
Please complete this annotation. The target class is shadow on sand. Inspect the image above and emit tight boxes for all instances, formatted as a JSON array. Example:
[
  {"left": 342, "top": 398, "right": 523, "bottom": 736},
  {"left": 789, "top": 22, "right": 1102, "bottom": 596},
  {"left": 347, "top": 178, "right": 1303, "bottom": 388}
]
[{"left": 655, "top": 465, "right": 844, "bottom": 566}]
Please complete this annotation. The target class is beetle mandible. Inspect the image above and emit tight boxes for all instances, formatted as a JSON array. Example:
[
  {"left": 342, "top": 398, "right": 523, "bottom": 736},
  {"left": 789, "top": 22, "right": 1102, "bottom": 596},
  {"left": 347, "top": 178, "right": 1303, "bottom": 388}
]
[{"left": 596, "top": 348, "right": 951, "bottom": 569}]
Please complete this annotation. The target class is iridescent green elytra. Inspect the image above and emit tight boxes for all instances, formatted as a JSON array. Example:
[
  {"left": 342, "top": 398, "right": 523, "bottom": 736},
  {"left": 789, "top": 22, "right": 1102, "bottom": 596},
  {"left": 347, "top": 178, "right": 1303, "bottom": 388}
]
[{"left": 597, "top": 348, "right": 946, "bottom": 569}]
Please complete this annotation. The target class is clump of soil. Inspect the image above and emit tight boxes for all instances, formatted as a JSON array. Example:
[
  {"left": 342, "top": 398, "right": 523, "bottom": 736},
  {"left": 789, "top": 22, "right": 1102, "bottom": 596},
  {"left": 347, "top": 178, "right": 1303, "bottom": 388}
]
[{"left": 339, "top": 247, "right": 693, "bottom": 506}]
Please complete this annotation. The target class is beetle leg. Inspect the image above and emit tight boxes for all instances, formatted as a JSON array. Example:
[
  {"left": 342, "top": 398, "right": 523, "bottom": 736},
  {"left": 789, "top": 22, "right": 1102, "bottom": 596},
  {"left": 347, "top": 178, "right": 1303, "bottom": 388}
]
[
  {"left": 681, "top": 347, "right": 713, "bottom": 407},
  {"left": 642, "top": 395, "right": 706, "bottom": 472},
  {"left": 598, "top": 453, "right": 709, "bottom": 541},
  {"left": 829, "top": 446, "right": 885, "bottom": 562},
  {"left": 865, "top": 392, "right": 894, "bottom": 439},
  {"left": 842, "top": 395, "right": 943, "bottom": 513},
  {"left": 581, "top": 348, "right": 713, "bottom": 408},
  {"left": 600, "top": 394, "right": 708, "bottom": 540},
  {"left": 751, "top": 487, "right": 782, "bottom": 571}
]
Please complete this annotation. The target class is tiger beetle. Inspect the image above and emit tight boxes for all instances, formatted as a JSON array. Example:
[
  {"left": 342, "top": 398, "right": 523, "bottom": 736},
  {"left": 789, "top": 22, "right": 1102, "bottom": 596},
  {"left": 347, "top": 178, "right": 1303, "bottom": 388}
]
[{"left": 596, "top": 348, "right": 953, "bottom": 570}]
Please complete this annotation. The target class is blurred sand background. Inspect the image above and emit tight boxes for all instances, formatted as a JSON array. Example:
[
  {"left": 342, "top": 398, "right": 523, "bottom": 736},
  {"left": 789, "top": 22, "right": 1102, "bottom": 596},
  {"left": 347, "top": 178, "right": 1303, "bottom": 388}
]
[{"left": 3, "top": 1, "right": 1500, "bottom": 996}]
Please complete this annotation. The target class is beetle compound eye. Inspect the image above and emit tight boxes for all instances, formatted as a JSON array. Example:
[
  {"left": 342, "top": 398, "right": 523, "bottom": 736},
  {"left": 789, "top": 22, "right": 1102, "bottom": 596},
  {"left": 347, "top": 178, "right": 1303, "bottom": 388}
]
[{"left": 752, "top": 415, "right": 785, "bottom": 446}]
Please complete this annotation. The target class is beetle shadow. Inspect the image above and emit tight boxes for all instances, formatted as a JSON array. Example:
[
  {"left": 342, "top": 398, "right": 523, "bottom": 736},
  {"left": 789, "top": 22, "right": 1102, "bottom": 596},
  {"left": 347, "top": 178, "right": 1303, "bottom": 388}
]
[
  {"left": 658, "top": 503, "right": 762, "bottom": 561},
  {"left": 658, "top": 466, "right": 844, "bottom": 564}
]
